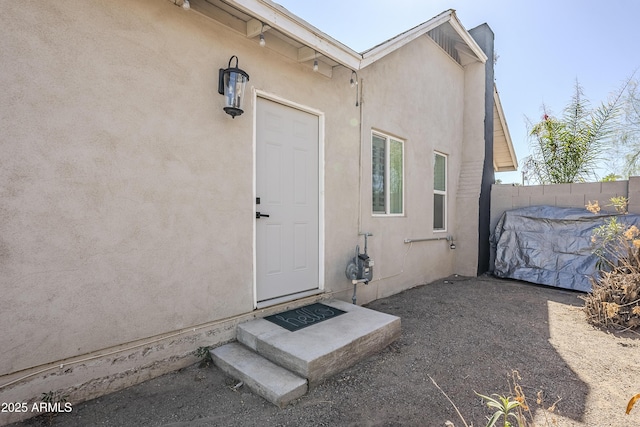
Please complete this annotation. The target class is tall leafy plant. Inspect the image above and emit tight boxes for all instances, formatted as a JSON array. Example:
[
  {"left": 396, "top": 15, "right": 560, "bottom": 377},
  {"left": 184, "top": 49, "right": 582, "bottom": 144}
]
[
  {"left": 616, "top": 78, "right": 640, "bottom": 175},
  {"left": 523, "top": 81, "right": 625, "bottom": 184}
]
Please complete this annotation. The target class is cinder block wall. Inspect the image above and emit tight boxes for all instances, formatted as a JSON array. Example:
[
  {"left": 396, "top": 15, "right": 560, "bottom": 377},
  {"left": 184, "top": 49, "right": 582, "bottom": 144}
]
[{"left": 489, "top": 177, "right": 640, "bottom": 270}]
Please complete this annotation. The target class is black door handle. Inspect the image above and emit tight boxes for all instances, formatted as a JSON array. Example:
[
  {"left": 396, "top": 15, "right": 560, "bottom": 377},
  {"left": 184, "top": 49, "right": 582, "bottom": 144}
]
[{"left": 256, "top": 212, "right": 270, "bottom": 218}]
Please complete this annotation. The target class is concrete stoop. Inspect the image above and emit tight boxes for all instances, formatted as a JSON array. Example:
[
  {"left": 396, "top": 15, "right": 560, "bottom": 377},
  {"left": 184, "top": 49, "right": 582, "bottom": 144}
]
[{"left": 210, "top": 299, "right": 401, "bottom": 407}]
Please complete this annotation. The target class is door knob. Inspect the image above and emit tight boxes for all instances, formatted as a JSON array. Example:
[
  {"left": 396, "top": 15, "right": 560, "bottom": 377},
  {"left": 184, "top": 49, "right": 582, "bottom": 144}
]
[{"left": 256, "top": 212, "right": 270, "bottom": 218}]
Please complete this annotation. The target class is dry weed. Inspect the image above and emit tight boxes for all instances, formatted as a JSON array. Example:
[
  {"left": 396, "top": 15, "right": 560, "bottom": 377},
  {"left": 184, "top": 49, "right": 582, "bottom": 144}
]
[{"left": 584, "top": 197, "right": 640, "bottom": 331}]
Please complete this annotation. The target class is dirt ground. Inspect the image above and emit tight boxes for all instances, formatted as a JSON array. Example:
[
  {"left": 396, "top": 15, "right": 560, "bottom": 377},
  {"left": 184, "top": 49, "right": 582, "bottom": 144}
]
[{"left": 11, "top": 275, "right": 640, "bottom": 426}]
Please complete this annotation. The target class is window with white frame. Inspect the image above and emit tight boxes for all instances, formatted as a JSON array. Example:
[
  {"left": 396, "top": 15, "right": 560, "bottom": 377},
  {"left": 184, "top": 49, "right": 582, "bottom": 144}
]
[
  {"left": 372, "top": 132, "right": 404, "bottom": 215},
  {"left": 433, "top": 152, "right": 447, "bottom": 230}
]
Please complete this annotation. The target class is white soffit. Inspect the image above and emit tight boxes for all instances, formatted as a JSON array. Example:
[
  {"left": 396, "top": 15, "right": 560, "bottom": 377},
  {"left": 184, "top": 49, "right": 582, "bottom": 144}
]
[
  {"left": 361, "top": 9, "right": 487, "bottom": 68},
  {"left": 213, "top": 0, "right": 362, "bottom": 70},
  {"left": 493, "top": 85, "right": 518, "bottom": 172},
  {"left": 192, "top": 1, "right": 486, "bottom": 72},
  {"left": 448, "top": 12, "right": 488, "bottom": 64}
]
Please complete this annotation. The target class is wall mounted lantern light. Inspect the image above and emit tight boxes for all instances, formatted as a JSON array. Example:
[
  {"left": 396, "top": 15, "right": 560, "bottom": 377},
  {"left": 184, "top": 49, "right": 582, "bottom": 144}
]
[{"left": 218, "top": 56, "right": 250, "bottom": 118}]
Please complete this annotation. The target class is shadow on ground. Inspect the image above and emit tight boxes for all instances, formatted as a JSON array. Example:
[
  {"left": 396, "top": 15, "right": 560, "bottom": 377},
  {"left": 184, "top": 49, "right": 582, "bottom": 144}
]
[{"left": 13, "top": 275, "right": 611, "bottom": 426}]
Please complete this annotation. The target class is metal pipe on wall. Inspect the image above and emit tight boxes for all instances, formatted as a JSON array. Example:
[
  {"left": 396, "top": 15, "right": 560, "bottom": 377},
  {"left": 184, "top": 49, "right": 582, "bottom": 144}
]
[{"left": 403, "top": 236, "right": 453, "bottom": 244}]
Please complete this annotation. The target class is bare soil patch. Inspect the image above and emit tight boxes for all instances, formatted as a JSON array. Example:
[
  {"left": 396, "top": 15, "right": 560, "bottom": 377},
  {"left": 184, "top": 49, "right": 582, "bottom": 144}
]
[{"left": 12, "top": 275, "right": 640, "bottom": 426}]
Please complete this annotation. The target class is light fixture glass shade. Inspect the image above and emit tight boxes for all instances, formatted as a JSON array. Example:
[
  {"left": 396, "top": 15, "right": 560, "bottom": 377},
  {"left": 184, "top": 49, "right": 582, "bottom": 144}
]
[
  {"left": 223, "top": 70, "right": 248, "bottom": 117},
  {"left": 218, "top": 56, "right": 249, "bottom": 118}
]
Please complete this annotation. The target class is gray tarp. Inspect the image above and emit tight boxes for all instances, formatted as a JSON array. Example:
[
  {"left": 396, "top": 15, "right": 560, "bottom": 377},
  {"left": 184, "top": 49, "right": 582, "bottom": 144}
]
[{"left": 492, "top": 205, "right": 640, "bottom": 292}]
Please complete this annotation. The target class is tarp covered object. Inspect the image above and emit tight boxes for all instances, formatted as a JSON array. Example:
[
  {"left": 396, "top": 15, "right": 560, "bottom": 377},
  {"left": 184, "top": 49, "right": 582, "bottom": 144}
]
[{"left": 492, "top": 205, "right": 640, "bottom": 292}]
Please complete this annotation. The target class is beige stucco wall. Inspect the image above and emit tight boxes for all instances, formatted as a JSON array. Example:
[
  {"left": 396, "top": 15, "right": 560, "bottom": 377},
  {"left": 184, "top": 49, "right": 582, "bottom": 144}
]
[
  {"left": 454, "top": 60, "right": 486, "bottom": 276},
  {"left": 0, "top": 0, "right": 486, "bottom": 422},
  {"left": 354, "top": 34, "right": 486, "bottom": 301},
  {"left": 2, "top": 0, "right": 255, "bottom": 375},
  {"left": 355, "top": 36, "right": 462, "bottom": 303}
]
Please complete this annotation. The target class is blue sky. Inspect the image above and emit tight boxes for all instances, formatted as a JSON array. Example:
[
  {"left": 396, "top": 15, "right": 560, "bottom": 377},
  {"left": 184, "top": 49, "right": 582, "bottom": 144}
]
[{"left": 275, "top": 0, "right": 640, "bottom": 184}]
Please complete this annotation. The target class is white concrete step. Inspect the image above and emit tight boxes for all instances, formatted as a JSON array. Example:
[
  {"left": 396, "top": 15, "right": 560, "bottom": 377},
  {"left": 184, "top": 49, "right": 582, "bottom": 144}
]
[
  {"left": 210, "top": 342, "right": 307, "bottom": 408},
  {"left": 236, "top": 299, "right": 401, "bottom": 385}
]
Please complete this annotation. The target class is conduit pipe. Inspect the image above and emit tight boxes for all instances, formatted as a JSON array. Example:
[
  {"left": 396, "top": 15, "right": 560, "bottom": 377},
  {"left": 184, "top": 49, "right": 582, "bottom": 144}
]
[{"left": 403, "top": 235, "right": 454, "bottom": 244}]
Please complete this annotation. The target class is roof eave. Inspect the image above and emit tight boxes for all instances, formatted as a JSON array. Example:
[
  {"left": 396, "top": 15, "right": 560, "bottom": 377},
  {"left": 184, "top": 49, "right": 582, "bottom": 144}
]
[
  {"left": 448, "top": 12, "right": 488, "bottom": 64},
  {"left": 225, "top": 0, "right": 362, "bottom": 70},
  {"left": 360, "top": 9, "right": 453, "bottom": 68},
  {"left": 200, "top": 2, "right": 488, "bottom": 72},
  {"left": 493, "top": 85, "right": 518, "bottom": 172},
  {"left": 360, "top": 9, "right": 487, "bottom": 68}
]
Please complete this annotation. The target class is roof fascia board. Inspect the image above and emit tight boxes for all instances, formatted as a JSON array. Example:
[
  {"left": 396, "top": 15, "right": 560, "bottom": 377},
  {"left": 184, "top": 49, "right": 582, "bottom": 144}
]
[
  {"left": 494, "top": 85, "right": 518, "bottom": 170},
  {"left": 225, "top": 0, "right": 361, "bottom": 69},
  {"left": 211, "top": 2, "right": 487, "bottom": 72},
  {"left": 360, "top": 10, "right": 453, "bottom": 69},
  {"left": 449, "top": 13, "right": 487, "bottom": 63}
]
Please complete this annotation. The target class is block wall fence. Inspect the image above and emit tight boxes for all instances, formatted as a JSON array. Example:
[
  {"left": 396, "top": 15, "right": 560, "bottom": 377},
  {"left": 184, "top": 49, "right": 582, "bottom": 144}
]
[{"left": 489, "top": 177, "right": 640, "bottom": 270}]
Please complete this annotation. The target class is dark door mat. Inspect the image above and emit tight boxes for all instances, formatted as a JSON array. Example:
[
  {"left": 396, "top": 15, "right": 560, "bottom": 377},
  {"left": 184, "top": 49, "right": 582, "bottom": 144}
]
[{"left": 264, "top": 303, "right": 346, "bottom": 332}]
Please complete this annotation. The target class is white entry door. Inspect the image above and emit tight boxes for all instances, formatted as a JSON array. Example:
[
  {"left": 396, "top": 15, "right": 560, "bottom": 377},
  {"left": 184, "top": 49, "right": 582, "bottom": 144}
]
[{"left": 256, "top": 97, "right": 320, "bottom": 303}]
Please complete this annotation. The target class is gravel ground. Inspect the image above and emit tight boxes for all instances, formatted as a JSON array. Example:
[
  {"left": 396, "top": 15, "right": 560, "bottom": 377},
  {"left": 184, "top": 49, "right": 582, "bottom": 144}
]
[{"left": 12, "top": 275, "right": 640, "bottom": 426}]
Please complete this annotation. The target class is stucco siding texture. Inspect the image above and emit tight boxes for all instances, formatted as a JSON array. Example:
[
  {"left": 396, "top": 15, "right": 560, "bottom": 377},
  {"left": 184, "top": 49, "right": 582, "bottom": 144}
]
[
  {"left": 2, "top": 0, "right": 252, "bottom": 374},
  {"left": 357, "top": 34, "right": 482, "bottom": 294},
  {"left": 0, "top": 0, "right": 361, "bottom": 376},
  {"left": 0, "top": 0, "right": 486, "bottom": 408}
]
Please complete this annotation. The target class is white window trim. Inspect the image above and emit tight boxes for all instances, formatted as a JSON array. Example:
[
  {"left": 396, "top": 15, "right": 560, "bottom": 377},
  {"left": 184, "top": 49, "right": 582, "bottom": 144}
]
[
  {"left": 371, "top": 131, "right": 405, "bottom": 216},
  {"left": 434, "top": 151, "right": 447, "bottom": 232}
]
